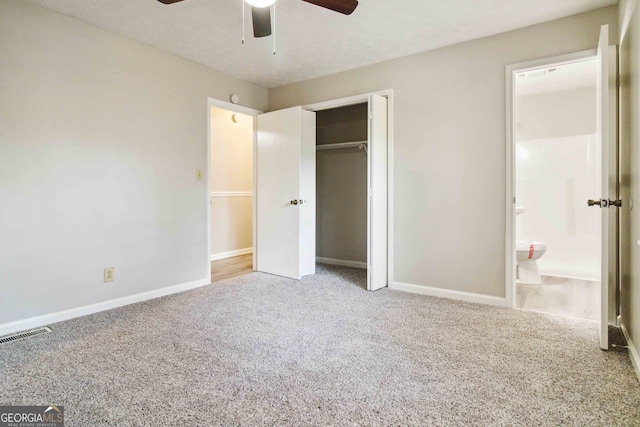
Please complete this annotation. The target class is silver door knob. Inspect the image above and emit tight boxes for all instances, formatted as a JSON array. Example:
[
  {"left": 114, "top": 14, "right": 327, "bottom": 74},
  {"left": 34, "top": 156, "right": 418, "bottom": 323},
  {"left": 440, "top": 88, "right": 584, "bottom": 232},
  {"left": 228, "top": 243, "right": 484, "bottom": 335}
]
[
  {"left": 298, "top": 200, "right": 304, "bottom": 205},
  {"left": 290, "top": 199, "right": 298, "bottom": 205},
  {"left": 588, "top": 198, "right": 622, "bottom": 208}
]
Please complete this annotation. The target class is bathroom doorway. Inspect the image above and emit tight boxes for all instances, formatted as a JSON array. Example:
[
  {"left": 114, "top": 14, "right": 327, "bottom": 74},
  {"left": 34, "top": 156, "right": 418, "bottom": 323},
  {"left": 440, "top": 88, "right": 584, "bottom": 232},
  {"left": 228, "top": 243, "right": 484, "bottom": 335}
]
[
  {"left": 505, "top": 25, "right": 619, "bottom": 351},
  {"left": 505, "top": 25, "right": 623, "bottom": 350},
  {"left": 512, "top": 58, "right": 600, "bottom": 320}
]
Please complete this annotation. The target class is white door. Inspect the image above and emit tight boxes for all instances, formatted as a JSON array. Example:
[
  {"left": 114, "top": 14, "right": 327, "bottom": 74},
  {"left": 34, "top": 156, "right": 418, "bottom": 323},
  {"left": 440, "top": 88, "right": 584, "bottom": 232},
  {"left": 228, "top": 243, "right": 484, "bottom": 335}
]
[
  {"left": 593, "top": 25, "right": 619, "bottom": 350},
  {"left": 367, "top": 94, "right": 389, "bottom": 291},
  {"left": 256, "top": 107, "right": 316, "bottom": 280}
]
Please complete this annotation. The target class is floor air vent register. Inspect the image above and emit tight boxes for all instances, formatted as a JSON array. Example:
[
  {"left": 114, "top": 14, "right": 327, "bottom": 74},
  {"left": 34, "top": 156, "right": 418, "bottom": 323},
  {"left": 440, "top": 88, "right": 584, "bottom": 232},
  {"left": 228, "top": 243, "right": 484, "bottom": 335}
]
[{"left": 0, "top": 327, "right": 52, "bottom": 345}]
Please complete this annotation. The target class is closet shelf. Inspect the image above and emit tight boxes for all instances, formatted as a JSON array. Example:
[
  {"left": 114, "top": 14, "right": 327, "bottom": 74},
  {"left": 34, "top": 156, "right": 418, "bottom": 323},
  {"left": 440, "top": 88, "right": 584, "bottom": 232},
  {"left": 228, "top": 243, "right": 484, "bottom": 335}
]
[{"left": 316, "top": 141, "right": 368, "bottom": 151}]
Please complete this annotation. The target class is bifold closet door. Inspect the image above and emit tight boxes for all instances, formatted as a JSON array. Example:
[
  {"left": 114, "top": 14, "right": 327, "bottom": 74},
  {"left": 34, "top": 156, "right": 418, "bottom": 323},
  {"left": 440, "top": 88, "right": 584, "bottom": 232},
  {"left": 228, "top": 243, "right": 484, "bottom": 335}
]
[
  {"left": 367, "top": 94, "right": 388, "bottom": 291},
  {"left": 256, "top": 106, "right": 316, "bottom": 280}
]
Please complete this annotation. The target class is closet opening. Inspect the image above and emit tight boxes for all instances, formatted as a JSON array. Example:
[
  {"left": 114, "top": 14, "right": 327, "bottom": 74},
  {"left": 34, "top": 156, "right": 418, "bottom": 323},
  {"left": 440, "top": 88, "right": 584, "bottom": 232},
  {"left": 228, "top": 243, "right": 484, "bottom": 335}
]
[
  {"left": 254, "top": 91, "right": 389, "bottom": 289},
  {"left": 315, "top": 103, "right": 369, "bottom": 290}
]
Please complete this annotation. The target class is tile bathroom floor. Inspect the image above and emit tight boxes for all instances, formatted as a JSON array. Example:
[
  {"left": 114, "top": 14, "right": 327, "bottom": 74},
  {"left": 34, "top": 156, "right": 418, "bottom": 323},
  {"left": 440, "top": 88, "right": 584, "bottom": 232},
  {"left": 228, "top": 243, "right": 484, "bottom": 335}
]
[{"left": 516, "top": 275, "right": 600, "bottom": 321}]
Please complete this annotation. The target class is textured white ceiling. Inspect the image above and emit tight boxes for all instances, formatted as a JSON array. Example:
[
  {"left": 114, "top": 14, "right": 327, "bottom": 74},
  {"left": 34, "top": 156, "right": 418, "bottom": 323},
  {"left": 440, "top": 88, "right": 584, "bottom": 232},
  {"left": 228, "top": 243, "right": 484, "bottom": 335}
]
[{"left": 25, "top": 0, "right": 617, "bottom": 88}]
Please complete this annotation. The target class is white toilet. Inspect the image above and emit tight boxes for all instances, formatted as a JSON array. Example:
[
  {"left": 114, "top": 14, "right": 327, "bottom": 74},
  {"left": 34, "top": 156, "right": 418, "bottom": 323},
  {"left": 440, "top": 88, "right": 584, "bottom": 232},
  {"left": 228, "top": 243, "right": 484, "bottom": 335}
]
[
  {"left": 516, "top": 241, "right": 547, "bottom": 284},
  {"left": 515, "top": 207, "right": 547, "bottom": 285}
]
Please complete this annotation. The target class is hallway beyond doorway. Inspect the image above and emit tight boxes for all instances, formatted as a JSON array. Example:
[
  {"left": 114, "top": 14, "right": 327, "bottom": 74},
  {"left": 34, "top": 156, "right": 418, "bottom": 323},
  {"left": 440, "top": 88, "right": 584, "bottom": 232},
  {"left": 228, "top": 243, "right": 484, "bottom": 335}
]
[{"left": 211, "top": 253, "right": 253, "bottom": 283}]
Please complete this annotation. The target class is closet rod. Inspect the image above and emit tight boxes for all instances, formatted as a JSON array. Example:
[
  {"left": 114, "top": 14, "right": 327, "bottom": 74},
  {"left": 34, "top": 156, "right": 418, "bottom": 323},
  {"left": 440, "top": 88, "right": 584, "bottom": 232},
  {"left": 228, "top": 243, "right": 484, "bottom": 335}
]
[{"left": 316, "top": 141, "right": 368, "bottom": 151}]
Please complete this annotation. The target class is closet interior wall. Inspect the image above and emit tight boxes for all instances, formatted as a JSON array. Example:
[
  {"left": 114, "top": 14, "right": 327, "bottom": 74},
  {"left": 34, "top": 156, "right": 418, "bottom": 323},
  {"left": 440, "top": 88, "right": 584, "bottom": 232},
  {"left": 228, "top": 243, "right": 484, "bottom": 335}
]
[{"left": 316, "top": 103, "right": 368, "bottom": 267}]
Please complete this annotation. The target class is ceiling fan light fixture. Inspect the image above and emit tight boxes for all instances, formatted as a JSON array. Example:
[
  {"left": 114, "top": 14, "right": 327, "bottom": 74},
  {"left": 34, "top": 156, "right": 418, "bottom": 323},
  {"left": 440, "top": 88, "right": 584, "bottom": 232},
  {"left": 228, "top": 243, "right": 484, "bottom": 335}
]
[{"left": 245, "top": 0, "right": 276, "bottom": 8}]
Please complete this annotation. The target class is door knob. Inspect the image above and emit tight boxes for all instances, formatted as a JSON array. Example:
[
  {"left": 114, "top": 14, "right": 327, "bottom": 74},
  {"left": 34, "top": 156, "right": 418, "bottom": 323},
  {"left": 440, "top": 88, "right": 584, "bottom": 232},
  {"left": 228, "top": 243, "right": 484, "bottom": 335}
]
[
  {"left": 290, "top": 199, "right": 298, "bottom": 205},
  {"left": 588, "top": 198, "right": 622, "bottom": 208},
  {"left": 298, "top": 200, "right": 304, "bottom": 205}
]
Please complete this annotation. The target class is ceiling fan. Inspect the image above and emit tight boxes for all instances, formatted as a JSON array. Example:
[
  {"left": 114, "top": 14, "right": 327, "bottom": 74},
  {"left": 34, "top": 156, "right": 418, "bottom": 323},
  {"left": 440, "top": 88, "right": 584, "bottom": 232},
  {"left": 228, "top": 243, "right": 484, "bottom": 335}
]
[{"left": 158, "top": 0, "right": 358, "bottom": 38}]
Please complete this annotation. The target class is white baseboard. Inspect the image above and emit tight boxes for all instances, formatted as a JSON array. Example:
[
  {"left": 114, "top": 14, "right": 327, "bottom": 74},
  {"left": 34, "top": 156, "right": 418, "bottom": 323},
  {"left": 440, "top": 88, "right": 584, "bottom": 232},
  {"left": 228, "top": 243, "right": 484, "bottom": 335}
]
[
  {"left": 390, "top": 281, "right": 507, "bottom": 307},
  {"left": 0, "top": 278, "right": 210, "bottom": 337},
  {"left": 211, "top": 248, "right": 253, "bottom": 262},
  {"left": 316, "top": 257, "right": 367, "bottom": 269},
  {"left": 620, "top": 322, "right": 640, "bottom": 383}
]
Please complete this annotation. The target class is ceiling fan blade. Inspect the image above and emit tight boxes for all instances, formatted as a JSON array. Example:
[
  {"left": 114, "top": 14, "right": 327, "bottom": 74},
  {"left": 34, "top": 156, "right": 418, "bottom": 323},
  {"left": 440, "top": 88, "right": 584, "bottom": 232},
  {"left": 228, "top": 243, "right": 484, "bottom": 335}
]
[
  {"left": 252, "top": 6, "right": 272, "bottom": 38},
  {"left": 301, "top": 0, "right": 358, "bottom": 15},
  {"left": 157, "top": 0, "right": 186, "bottom": 4}
]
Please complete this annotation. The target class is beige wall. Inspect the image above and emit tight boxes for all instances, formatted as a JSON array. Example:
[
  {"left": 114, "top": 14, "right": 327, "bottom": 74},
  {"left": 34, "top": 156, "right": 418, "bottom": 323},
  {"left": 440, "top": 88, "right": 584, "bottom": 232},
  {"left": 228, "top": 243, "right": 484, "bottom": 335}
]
[
  {"left": 0, "top": 0, "right": 267, "bottom": 325},
  {"left": 210, "top": 108, "right": 253, "bottom": 256},
  {"left": 619, "top": 0, "right": 640, "bottom": 370},
  {"left": 270, "top": 6, "right": 618, "bottom": 298}
]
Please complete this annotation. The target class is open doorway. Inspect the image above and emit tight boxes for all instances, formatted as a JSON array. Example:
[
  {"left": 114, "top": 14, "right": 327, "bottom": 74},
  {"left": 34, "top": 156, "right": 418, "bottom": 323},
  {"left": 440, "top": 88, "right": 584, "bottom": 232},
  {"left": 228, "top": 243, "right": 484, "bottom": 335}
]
[
  {"left": 305, "top": 94, "right": 389, "bottom": 291},
  {"left": 512, "top": 59, "right": 600, "bottom": 320},
  {"left": 315, "top": 103, "right": 369, "bottom": 290},
  {"left": 207, "top": 99, "right": 260, "bottom": 282},
  {"left": 507, "top": 26, "right": 619, "bottom": 351}
]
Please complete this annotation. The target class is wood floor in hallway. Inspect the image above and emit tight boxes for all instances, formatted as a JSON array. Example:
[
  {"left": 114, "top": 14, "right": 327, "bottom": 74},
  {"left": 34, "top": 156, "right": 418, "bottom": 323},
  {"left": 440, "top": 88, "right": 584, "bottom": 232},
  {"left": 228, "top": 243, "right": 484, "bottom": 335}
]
[{"left": 211, "top": 253, "right": 253, "bottom": 283}]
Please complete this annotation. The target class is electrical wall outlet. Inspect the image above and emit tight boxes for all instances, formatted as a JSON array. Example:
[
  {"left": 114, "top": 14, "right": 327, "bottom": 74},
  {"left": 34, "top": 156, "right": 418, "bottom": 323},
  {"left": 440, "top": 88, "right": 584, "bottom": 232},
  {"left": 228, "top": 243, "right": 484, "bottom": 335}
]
[
  {"left": 196, "top": 169, "right": 203, "bottom": 181},
  {"left": 104, "top": 267, "right": 114, "bottom": 282}
]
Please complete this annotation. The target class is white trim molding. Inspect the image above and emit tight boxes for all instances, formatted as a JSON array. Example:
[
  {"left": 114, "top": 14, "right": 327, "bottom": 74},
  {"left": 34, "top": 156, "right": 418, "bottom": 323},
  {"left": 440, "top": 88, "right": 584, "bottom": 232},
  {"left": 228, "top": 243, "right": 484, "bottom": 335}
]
[
  {"left": 386, "top": 90, "right": 395, "bottom": 291},
  {"left": 391, "top": 281, "right": 507, "bottom": 307},
  {"left": 208, "top": 97, "right": 263, "bottom": 116},
  {"left": 316, "top": 257, "right": 367, "bottom": 269},
  {"left": 621, "top": 322, "right": 640, "bottom": 383},
  {"left": 211, "top": 248, "right": 253, "bottom": 261},
  {"left": 210, "top": 191, "right": 253, "bottom": 198},
  {"left": 0, "top": 278, "right": 210, "bottom": 337},
  {"left": 302, "top": 89, "right": 394, "bottom": 112}
]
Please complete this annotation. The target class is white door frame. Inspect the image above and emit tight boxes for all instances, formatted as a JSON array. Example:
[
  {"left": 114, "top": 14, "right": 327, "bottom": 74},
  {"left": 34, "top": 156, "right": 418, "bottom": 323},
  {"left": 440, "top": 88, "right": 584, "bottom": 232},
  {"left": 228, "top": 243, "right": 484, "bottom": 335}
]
[
  {"left": 504, "top": 50, "right": 596, "bottom": 308},
  {"left": 303, "top": 89, "right": 394, "bottom": 287},
  {"left": 206, "top": 97, "right": 262, "bottom": 283}
]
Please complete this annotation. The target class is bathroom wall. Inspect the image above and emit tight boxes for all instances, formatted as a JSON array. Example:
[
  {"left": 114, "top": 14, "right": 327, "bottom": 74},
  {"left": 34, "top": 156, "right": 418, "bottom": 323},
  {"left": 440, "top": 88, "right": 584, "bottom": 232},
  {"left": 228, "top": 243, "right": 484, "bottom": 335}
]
[
  {"left": 516, "top": 87, "right": 597, "bottom": 140},
  {"left": 316, "top": 104, "right": 368, "bottom": 264},
  {"left": 516, "top": 134, "right": 600, "bottom": 280},
  {"left": 210, "top": 107, "right": 253, "bottom": 258},
  {"left": 515, "top": 85, "right": 599, "bottom": 280}
]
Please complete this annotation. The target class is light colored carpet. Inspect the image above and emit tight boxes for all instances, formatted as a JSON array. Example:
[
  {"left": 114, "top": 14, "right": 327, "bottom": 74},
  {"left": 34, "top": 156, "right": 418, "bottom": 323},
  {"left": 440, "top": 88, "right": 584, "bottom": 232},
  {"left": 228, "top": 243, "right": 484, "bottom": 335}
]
[{"left": 1, "top": 264, "right": 639, "bottom": 426}]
